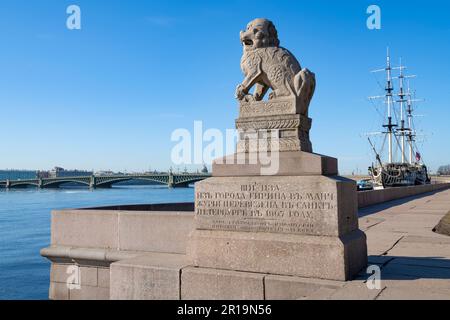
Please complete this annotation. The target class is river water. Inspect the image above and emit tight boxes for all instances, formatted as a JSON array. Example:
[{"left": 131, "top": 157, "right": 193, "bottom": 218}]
[{"left": 0, "top": 186, "right": 194, "bottom": 300}]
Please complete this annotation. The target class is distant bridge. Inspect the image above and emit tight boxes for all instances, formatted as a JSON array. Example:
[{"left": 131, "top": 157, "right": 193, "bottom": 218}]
[{"left": 0, "top": 173, "right": 211, "bottom": 189}]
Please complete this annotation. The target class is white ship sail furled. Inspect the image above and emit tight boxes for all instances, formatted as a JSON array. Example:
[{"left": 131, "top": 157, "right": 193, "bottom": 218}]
[{"left": 366, "top": 49, "right": 430, "bottom": 189}]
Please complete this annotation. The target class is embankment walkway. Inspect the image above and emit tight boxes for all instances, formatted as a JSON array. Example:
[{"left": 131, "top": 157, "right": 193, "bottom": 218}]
[{"left": 318, "top": 188, "right": 450, "bottom": 300}]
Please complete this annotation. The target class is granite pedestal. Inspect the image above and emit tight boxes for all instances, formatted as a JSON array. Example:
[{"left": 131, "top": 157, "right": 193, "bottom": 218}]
[{"left": 188, "top": 155, "right": 368, "bottom": 281}]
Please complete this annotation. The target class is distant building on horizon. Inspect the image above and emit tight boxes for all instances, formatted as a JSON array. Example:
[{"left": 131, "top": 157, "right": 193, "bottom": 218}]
[
  {"left": 95, "top": 170, "right": 117, "bottom": 176},
  {"left": 50, "top": 167, "right": 93, "bottom": 178},
  {"left": 37, "top": 171, "right": 50, "bottom": 179}
]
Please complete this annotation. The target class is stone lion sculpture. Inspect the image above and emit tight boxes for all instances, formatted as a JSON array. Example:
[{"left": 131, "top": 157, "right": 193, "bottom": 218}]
[{"left": 235, "top": 18, "right": 316, "bottom": 116}]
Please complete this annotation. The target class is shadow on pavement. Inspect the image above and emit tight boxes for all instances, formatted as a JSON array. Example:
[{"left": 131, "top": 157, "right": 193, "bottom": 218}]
[
  {"left": 358, "top": 189, "right": 446, "bottom": 218},
  {"left": 365, "top": 255, "right": 450, "bottom": 280}
]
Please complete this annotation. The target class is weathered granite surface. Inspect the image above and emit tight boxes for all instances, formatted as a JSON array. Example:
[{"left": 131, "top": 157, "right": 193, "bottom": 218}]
[
  {"left": 189, "top": 164, "right": 368, "bottom": 281},
  {"left": 236, "top": 104, "right": 313, "bottom": 153},
  {"left": 188, "top": 229, "right": 367, "bottom": 281},
  {"left": 110, "top": 253, "right": 190, "bottom": 300},
  {"left": 213, "top": 151, "right": 337, "bottom": 177},
  {"left": 181, "top": 267, "right": 265, "bottom": 300},
  {"left": 434, "top": 210, "right": 450, "bottom": 236},
  {"left": 40, "top": 187, "right": 450, "bottom": 300},
  {"left": 194, "top": 176, "right": 358, "bottom": 237},
  {"left": 235, "top": 18, "right": 316, "bottom": 153}
]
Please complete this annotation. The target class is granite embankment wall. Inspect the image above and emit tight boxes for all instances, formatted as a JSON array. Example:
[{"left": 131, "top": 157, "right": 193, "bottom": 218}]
[
  {"left": 345, "top": 175, "right": 450, "bottom": 184},
  {"left": 358, "top": 183, "right": 450, "bottom": 208},
  {"left": 41, "top": 183, "right": 450, "bottom": 299},
  {"left": 41, "top": 204, "right": 195, "bottom": 300}
]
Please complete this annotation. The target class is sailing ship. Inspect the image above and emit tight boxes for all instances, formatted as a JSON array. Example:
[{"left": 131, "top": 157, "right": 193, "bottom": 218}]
[{"left": 366, "top": 49, "right": 430, "bottom": 189}]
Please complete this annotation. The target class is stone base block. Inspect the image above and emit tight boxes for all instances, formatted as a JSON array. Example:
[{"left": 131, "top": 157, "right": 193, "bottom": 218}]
[
  {"left": 264, "top": 274, "right": 345, "bottom": 300},
  {"left": 49, "top": 282, "right": 69, "bottom": 300},
  {"left": 188, "top": 230, "right": 367, "bottom": 281},
  {"left": 69, "top": 285, "right": 110, "bottom": 300},
  {"left": 212, "top": 151, "right": 337, "bottom": 177},
  {"left": 236, "top": 99, "right": 313, "bottom": 153},
  {"left": 179, "top": 268, "right": 370, "bottom": 300},
  {"left": 181, "top": 267, "right": 265, "bottom": 300},
  {"left": 110, "top": 253, "right": 190, "bottom": 300},
  {"left": 195, "top": 175, "right": 359, "bottom": 237},
  {"left": 236, "top": 136, "right": 313, "bottom": 154},
  {"left": 48, "top": 263, "right": 111, "bottom": 300},
  {"left": 50, "top": 281, "right": 109, "bottom": 301}
]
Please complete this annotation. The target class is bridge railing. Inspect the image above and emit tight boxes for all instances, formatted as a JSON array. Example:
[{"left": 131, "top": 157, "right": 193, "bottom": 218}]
[{"left": 0, "top": 173, "right": 211, "bottom": 189}]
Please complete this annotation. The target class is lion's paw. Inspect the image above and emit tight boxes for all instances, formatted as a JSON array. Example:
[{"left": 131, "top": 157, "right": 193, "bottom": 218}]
[{"left": 243, "top": 94, "right": 256, "bottom": 102}]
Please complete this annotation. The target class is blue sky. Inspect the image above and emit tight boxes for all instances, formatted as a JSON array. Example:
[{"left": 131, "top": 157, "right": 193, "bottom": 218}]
[{"left": 0, "top": 0, "right": 449, "bottom": 174}]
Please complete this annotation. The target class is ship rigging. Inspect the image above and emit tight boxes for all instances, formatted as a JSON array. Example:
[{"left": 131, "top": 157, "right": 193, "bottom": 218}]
[{"left": 366, "top": 49, "right": 430, "bottom": 189}]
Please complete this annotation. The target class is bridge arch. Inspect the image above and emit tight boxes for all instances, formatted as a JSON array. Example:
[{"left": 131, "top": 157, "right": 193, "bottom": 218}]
[
  {"left": 172, "top": 176, "right": 207, "bottom": 187},
  {"left": 9, "top": 181, "right": 40, "bottom": 188},
  {"left": 42, "top": 179, "right": 91, "bottom": 188},
  {"left": 95, "top": 176, "right": 169, "bottom": 188}
]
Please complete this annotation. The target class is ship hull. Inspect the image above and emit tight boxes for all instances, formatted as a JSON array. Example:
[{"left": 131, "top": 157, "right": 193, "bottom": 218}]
[{"left": 369, "top": 163, "right": 429, "bottom": 189}]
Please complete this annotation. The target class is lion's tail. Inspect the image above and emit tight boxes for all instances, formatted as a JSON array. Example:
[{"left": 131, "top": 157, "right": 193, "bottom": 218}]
[{"left": 294, "top": 68, "right": 316, "bottom": 116}]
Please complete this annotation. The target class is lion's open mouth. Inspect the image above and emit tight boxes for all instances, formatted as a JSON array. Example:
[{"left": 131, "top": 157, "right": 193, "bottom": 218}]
[{"left": 243, "top": 39, "right": 253, "bottom": 46}]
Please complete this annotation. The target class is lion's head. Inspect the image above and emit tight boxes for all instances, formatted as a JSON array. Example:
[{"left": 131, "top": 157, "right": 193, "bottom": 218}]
[{"left": 240, "top": 18, "right": 280, "bottom": 51}]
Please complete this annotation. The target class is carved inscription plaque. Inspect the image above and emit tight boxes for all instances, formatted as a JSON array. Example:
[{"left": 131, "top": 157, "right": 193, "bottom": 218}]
[
  {"left": 239, "top": 99, "right": 296, "bottom": 118},
  {"left": 195, "top": 177, "right": 345, "bottom": 237}
]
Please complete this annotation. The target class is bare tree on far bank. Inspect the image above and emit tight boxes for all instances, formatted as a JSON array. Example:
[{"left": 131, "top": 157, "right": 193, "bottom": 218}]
[{"left": 437, "top": 165, "right": 450, "bottom": 175}]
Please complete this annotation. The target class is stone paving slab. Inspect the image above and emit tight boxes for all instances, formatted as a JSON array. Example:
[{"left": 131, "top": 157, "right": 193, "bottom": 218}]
[
  {"left": 357, "top": 188, "right": 450, "bottom": 300},
  {"left": 327, "top": 281, "right": 385, "bottom": 300},
  {"left": 381, "top": 277, "right": 450, "bottom": 290},
  {"left": 364, "top": 231, "right": 406, "bottom": 255},
  {"left": 387, "top": 241, "right": 450, "bottom": 258},
  {"left": 414, "top": 203, "right": 450, "bottom": 211},
  {"left": 401, "top": 235, "right": 450, "bottom": 244},
  {"left": 264, "top": 275, "right": 344, "bottom": 300},
  {"left": 377, "top": 287, "right": 450, "bottom": 300},
  {"left": 305, "top": 287, "right": 340, "bottom": 300},
  {"left": 373, "top": 213, "right": 442, "bottom": 230},
  {"left": 403, "top": 209, "right": 449, "bottom": 215},
  {"left": 358, "top": 217, "right": 385, "bottom": 232}
]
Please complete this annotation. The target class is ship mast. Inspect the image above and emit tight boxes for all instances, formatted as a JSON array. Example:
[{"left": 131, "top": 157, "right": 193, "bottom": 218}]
[
  {"left": 369, "top": 49, "right": 397, "bottom": 163},
  {"left": 406, "top": 83, "right": 415, "bottom": 164},
  {"left": 405, "top": 80, "right": 423, "bottom": 164},
  {"left": 378, "top": 48, "right": 398, "bottom": 164},
  {"left": 394, "top": 58, "right": 409, "bottom": 163}
]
